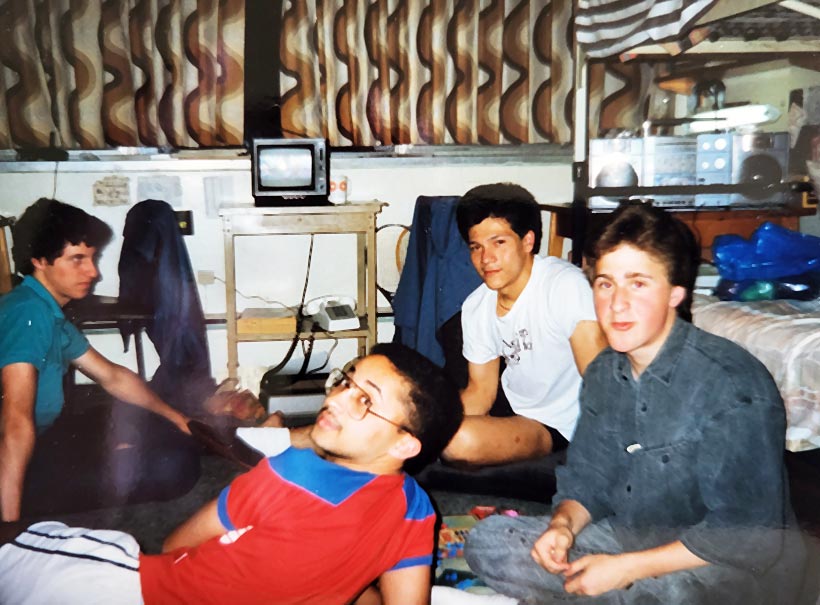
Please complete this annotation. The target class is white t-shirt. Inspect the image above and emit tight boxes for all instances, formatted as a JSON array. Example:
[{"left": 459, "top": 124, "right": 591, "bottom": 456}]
[{"left": 461, "top": 255, "right": 597, "bottom": 440}]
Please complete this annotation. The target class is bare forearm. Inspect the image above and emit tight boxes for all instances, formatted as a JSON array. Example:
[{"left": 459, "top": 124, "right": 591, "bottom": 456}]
[
  {"left": 550, "top": 500, "right": 592, "bottom": 536},
  {"left": 379, "top": 567, "right": 431, "bottom": 605},
  {"left": 0, "top": 424, "right": 35, "bottom": 522},
  {"left": 462, "top": 359, "right": 500, "bottom": 416},
  {"left": 162, "top": 499, "right": 222, "bottom": 552},
  {"left": 460, "top": 380, "right": 496, "bottom": 416},
  {"left": 558, "top": 530, "right": 709, "bottom": 596},
  {"left": 620, "top": 541, "right": 709, "bottom": 584},
  {"left": 100, "top": 366, "right": 189, "bottom": 430}
]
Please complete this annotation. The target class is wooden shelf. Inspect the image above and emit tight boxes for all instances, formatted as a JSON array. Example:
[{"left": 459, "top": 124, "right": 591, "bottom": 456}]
[
  {"left": 582, "top": 181, "right": 812, "bottom": 199},
  {"left": 236, "top": 317, "right": 371, "bottom": 342},
  {"left": 541, "top": 202, "right": 815, "bottom": 262}
]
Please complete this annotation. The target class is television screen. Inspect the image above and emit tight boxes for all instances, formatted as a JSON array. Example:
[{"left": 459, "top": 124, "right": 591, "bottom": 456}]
[
  {"left": 258, "top": 147, "right": 313, "bottom": 188},
  {"left": 251, "top": 137, "right": 329, "bottom": 206}
]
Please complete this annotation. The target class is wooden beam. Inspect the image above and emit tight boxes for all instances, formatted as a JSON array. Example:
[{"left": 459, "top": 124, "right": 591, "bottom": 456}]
[
  {"left": 626, "top": 39, "right": 820, "bottom": 56},
  {"left": 695, "top": 0, "right": 781, "bottom": 26},
  {"left": 788, "top": 56, "right": 820, "bottom": 72},
  {"left": 779, "top": 0, "right": 820, "bottom": 21}
]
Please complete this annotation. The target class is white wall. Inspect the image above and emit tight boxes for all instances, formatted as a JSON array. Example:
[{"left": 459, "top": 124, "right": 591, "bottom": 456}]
[{"left": 0, "top": 152, "right": 573, "bottom": 389}]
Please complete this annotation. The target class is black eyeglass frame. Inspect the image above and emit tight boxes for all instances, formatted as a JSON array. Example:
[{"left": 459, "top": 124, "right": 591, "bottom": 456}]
[{"left": 325, "top": 368, "right": 416, "bottom": 437}]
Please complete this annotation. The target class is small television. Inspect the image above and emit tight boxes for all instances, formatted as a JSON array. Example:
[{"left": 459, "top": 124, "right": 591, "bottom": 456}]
[{"left": 251, "top": 137, "right": 330, "bottom": 206}]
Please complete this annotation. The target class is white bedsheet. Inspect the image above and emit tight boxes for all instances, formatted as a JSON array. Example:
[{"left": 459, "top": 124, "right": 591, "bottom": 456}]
[{"left": 692, "top": 294, "right": 820, "bottom": 452}]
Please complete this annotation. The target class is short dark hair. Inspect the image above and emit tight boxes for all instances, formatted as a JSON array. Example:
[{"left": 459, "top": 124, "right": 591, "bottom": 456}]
[
  {"left": 584, "top": 203, "right": 700, "bottom": 322},
  {"left": 370, "top": 343, "right": 463, "bottom": 471},
  {"left": 12, "top": 198, "right": 113, "bottom": 275},
  {"left": 456, "top": 183, "right": 542, "bottom": 253}
]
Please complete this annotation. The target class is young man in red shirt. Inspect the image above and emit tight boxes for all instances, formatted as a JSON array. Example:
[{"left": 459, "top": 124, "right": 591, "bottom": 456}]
[{"left": 0, "top": 343, "right": 463, "bottom": 605}]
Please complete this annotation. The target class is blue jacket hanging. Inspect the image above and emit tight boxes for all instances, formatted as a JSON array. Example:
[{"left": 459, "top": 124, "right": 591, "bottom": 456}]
[{"left": 392, "top": 196, "right": 482, "bottom": 367}]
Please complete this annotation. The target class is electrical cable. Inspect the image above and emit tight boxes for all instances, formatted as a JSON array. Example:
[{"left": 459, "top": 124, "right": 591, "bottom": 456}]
[
  {"left": 266, "top": 235, "right": 314, "bottom": 376},
  {"left": 308, "top": 337, "right": 337, "bottom": 374},
  {"left": 213, "top": 276, "right": 297, "bottom": 314}
]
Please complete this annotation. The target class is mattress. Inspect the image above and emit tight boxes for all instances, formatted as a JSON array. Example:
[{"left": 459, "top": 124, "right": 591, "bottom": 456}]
[{"left": 692, "top": 294, "right": 820, "bottom": 452}]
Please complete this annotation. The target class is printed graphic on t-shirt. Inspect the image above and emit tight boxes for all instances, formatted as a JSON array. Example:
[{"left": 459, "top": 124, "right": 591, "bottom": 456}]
[{"left": 501, "top": 328, "right": 532, "bottom": 365}]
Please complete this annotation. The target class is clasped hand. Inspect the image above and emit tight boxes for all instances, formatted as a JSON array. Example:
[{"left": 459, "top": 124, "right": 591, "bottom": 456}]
[{"left": 531, "top": 527, "right": 635, "bottom": 597}]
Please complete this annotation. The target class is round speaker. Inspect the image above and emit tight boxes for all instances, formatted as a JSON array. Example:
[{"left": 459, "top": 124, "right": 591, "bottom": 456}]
[
  {"left": 595, "top": 160, "right": 640, "bottom": 188},
  {"left": 737, "top": 154, "right": 783, "bottom": 200}
]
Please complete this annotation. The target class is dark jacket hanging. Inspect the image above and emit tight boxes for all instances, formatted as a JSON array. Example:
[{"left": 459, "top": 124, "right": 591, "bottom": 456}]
[
  {"left": 392, "top": 196, "right": 482, "bottom": 370},
  {"left": 118, "top": 199, "right": 213, "bottom": 411}
]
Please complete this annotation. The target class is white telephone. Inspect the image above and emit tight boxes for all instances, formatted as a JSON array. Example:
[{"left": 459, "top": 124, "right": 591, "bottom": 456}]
[{"left": 303, "top": 295, "right": 360, "bottom": 332}]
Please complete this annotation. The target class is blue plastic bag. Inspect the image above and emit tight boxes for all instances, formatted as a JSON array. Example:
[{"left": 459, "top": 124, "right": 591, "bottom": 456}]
[
  {"left": 712, "top": 222, "right": 820, "bottom": 282},
  {"left": 715, "top": 270, "right": 820, "bottom": 301}
]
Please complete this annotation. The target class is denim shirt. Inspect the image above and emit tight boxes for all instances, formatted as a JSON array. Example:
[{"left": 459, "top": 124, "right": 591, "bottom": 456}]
[{"left": 555, "top": 318, "right": 790, "bottom": 572}]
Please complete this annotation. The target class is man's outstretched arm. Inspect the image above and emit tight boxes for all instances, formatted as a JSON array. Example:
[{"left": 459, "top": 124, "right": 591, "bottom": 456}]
[
  {"left": 72, "top": 348, "right": 191, "bottom": 434},
  {"left": 533, "top": 499, "right": 708, "bottom": 597},
  {"left": 0, "top": 364, "right": 38, "bottom": 522},
  {"left": 378, "top": 565, "right": 431, "bottom": 605},
  {"left": 562, "top": 540, "right": 709, "bottom": 597},
  {"left": 162, "top": 498, "right": 224, "bottom": 552}
]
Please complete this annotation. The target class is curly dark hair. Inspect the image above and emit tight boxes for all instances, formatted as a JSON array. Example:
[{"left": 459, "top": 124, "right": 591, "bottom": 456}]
[
  {"left": 369, "top": 343, "right": 463, "bottom": 471},
  {"left": 456, "top": 183, "right": 542, "bottom": 253},
  {"left": 584, "top": 203, "right": 701, "bottom": 322},
  {"left": 12, "top": 198, "right": 113, "bottom": 275}
]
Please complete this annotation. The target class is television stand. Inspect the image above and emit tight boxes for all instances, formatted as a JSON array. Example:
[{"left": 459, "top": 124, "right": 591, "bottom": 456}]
[{"left": 219, "top": 202, "right": 385, "bottom": 380}]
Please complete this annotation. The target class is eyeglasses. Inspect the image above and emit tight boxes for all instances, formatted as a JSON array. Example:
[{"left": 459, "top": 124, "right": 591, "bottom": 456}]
[{"left": 325, "top": 368, "right": 415, "bottom": 436}]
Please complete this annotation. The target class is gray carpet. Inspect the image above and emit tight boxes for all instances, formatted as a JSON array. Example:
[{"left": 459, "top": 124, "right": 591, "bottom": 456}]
[{"left": 6, "top": 452, "right": 819, "bottom": 603}]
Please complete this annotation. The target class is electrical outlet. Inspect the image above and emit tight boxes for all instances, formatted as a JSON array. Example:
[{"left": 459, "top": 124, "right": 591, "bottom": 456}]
[
  {"left": 197, "top": 270, "right": 215, "bottom": 285},
  {"left": 175, "top": 210, "right": 193, "bottom": 235}
]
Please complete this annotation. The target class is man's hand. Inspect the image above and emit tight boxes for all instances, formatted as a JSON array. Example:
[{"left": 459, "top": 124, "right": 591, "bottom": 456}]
[
  {"left": 171, "top": 411, "right": 193, "bottom": 435},
  {"left": 562, "top": 553, "right": 636, "bottom": 596},
  {"left": 531, "top": 500, "right": 592, "bottom": 577},
  {"left": 539, "top": 533, "right": 710, "bottom": 598},
  {"left": 531, "top": 522, "right": 574, "bottom": 574}
]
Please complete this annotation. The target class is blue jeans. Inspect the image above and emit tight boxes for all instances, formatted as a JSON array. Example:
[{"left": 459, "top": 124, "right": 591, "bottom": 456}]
[{"left": 464, "top": 515, "right": 765, "bottom": 605}]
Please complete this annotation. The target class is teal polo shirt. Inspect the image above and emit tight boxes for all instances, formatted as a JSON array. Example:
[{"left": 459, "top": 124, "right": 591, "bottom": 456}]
[{"left": 0, "top": 276, "right": 90, "bottom": 430}]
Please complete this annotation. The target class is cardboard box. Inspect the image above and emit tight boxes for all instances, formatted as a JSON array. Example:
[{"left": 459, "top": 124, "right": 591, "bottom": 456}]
[{"left": 237, "top": 307, "right": 297, "bottom": 334}]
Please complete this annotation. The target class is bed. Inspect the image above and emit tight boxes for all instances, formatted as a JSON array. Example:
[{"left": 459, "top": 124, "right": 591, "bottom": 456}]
[{"left": 692, "top": 294, "right": 820, "bottom": 452}]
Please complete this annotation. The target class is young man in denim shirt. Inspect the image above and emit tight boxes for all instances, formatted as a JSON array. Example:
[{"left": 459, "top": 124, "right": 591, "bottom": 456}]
[{"left": 465, "top": 204, "right": 805, "bottom": 604}]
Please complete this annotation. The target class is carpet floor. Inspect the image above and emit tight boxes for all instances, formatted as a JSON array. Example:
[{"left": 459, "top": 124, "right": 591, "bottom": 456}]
[{"left": 7, "top": 443, "right": 820, "bottom": 603}]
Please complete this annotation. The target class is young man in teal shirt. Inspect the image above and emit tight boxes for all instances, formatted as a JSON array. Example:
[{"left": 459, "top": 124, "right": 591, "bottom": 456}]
[{"left": 0, "top": 198, "right": 194, "bottom": 522}]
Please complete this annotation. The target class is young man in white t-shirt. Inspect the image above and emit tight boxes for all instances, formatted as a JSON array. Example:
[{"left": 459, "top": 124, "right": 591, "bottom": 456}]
[{"left": 443, "top": 183, "right": 606, "bottom": 466}]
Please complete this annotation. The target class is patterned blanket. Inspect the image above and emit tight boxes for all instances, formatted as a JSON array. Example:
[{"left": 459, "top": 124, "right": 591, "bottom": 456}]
[{"left": 693, "top": 294, "right": 820, "bottom": 452}]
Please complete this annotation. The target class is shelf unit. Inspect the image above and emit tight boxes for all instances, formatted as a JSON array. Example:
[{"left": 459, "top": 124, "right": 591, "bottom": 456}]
[
  {"left": 219, "top": 203, "right": 385, "bottom": 380},
  {"left": 569, "top": 2, "right": 820, "bottom": 262}
]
